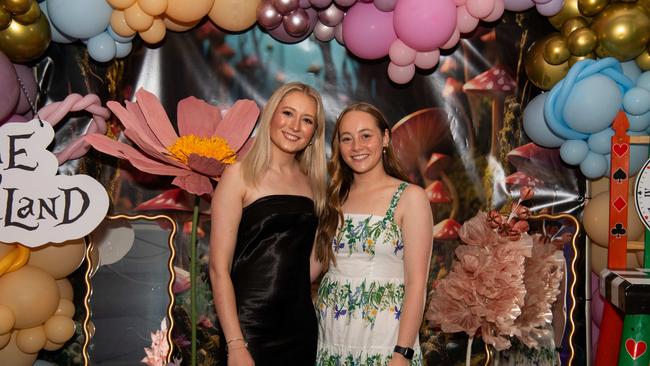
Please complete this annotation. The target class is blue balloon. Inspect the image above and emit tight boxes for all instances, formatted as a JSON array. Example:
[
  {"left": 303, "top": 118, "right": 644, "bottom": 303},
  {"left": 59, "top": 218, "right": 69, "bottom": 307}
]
[
  {"left": 638, "top": 72, "right": 650, "bottom": 92},
  {"left": 621, "top": 60, "right": 642, "bottom": 83},
  {"left": 560, "top": 139, "right": 589, "bottom": 165},
  {"left": 563, "top": 74, "right": 623, "bottom": 134},
  {"left": 39, "top": 2, "right": 76, "bottom": 44},
  {"left": 87, "top": 33, "right": 116, "bottom": 62},
  {"left": 623, "top": 87, "right": 650, "bottom": 116},
  {"left": 107, "top": 26, "right": 135, "bottom": 43},
  {"left": 581, "top": 152, "right": 608, "bottom": 179},
  {"left": 628, "top": 111, "right": 650, "bottom": 132},
  {"left": 629, "top": 130, "right": 650, "bottom": 177},
  {"left": 587, "top": 128, "right": 614, "bottom": 155},
  {"left": 115, "top": 41, "right": 132, "bottom": 58},
  {"left": 47, "top": 0, "right": 112, "bottom": 39},
  {"left": 523, "top": 93, "right": 565, "bottom": 148}
]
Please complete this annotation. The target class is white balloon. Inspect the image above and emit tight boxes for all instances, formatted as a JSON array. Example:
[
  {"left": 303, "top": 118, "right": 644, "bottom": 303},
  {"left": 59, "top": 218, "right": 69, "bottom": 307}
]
[{"left": 91, "top": 220, "right": 135, "bottom": 266}]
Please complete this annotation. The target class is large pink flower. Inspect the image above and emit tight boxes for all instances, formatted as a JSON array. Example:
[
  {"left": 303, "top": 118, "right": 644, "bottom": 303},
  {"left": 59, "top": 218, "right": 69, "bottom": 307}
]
[{"left": 85, "top": 88, "right": 259, "bottom": 196}]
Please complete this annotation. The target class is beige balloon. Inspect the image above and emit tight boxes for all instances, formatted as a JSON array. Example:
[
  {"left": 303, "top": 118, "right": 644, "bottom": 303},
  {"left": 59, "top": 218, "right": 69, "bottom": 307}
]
[
  {"left": 15, "top": 326, "right": 46, "bottom": 354},
  {"left": 0, "top": 332, "right": 37, "bottom": 366},
  {"left": 165, "top": 0, "right": 214, "bottom": 23},
  {"left": 44, "top": 315, "right": 75, "bottom": 344},
  {"left": 0, "top": 304, "right": 15, "bottom": 334},
  {"left": 107, "top": 0, "right": 137, "bottom": 10},
  {"left": 28, "top": 238, "right": 85, "bottom": 279},
  {"left": 55, "top": 299, "right": 75, "bottom": 318},
  {"left": 125, "top": 2, "right": 154, "bottom": 31},
  {"left": 589, "top": 175, "right": 637, "bottom": 196},
  {"left": 43, "top": 339, "right": 63, "bottom": 351},
  {"left": 0, "top": 332, "right": 10, "bottom": 349},
  {"left": 139, "top": 0, "right": 168, "bottom": 16},
  {"left": 56, "top": 279, "right": 73, "bottom": 301},
  {"left": 111, "top": 10, "right": 137, "bottom": 37},
  {"left": 208, "top": 0, "right": 261, "bottom": 32},
  {"left": 139, "top": 17, "right": 166, "bottom": 43},
  {"left": 0, "top": 266, "right": 59, "bottom": 329},
  {"left": 635, "top": 251, "right": 645, "bottom": 267},
  {"left": 0, "top": 243, "right": 14, "bottom": 258},
  {"left": 162, "top": 16, "right": 199, "bottom": 32},
  {"left": 584, "top": 191, "right": 644, "bottom": 247},
  {"left": 591, "top": 242, "right": 641, "bottom": 274}
]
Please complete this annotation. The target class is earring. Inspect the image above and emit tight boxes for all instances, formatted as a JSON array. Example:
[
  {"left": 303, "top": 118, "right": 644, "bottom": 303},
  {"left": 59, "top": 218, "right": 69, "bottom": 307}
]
[{"left": 382, "top": 146, "right": 387, "bottom": 154}]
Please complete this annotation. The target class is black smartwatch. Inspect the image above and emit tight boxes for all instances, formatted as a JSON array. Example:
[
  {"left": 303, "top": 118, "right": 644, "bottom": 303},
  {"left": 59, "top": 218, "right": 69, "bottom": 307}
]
[{"left": 393, "top": 345, "right": 415, "bottom": 360}]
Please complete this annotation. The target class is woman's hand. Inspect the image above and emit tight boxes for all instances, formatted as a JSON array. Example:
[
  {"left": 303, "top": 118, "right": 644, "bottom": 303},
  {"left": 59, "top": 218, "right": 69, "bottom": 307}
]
[
  {"left": 227, "top": 346, "right": 255, "bottom": 366},
  {"left": 387, "top": 354, "right": 409, "bottom": 366}
]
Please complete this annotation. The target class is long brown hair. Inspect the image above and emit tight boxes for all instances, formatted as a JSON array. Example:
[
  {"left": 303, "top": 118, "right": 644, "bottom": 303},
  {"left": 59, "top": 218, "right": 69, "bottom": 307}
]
[
  {"left": 315, "top": 102, "right": 407, "bottom": 271},
  {"left": 241, "top": 82, "right": 327, "bottom": 217}
]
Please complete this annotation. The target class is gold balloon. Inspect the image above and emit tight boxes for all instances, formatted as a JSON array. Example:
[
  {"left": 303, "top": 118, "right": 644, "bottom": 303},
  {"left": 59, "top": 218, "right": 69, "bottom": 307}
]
[
  {"left": 561, "top": 16, "right": 590, "bottom": 36},
  {"left": 12, "top": 0, "right": 39, "bottom": 24},
  {"left": 550, "top": 0, "right": 586, "bottom": 29},
  {"left": 1, "top": 0, "right": 31, "bottom": 14},
  {"left": 162, "top": 15, "right": 198, "bottom": 32},
  {"left": 578, "top": 0, "right": 610, "bottom": 16},
  {"left": 15, "top": 326, "right": 46, "bottom": 354},
  {"left": 208, "top": 0, "right": 260, "bottom": 32},
  {"left": 44, "top": 315, "right": 75, "bottom": 344},
  {"left": 636, "top": 49, "right": 650, "bottom": 70},
  {"left": 28, "top": 238, "right": 85, "bottom": 279},
  {"left": 592, "top": 3, "right": 650, "bottom": 60},
  {"left": 544, "top": 34, "right": 571, "bottom": 65},
  {"left": 0, "top": 266, "right": 59, "bottom": 329},
  {"left": 584, "top": 191, "right": 645, "bottom": 247},
  {"left": 0, "top": 14, "right": 50, "bottom": 63},
  {"left": 569, "top": 52, "right": 596, "bottom": 66},
  {"left": 0, "top": 7, "right": 10, "bottom": 30},
  {"left": 0, "top": 332, "right": 37, "bottom": 366},
  {"left": 568, "top": 27, "right": 597, "bottom": 55},
  {"left": 525, "top": 34, "right": 570, "bottom": 90}
]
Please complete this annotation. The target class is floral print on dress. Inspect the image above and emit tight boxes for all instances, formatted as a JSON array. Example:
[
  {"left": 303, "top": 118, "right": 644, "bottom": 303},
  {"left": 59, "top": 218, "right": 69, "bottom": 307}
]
[{"left": 315, "top": 348, "right": 423, "bottom": 366}]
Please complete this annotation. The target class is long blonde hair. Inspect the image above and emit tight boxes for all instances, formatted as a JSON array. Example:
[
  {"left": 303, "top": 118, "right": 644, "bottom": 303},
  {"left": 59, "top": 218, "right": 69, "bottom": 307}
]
[
  {"left": 241, "top": 82, "right": 327, "bottom": 217},
  {"left": 315, "top": 103, "right": 407, "bottom": 271}
]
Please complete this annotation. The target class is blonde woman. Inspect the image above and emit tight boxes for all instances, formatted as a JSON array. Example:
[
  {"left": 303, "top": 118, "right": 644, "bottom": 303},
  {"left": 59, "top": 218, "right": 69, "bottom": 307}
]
[
  {"left": 313, "top": 103, "right": 433, "bottom": 365},
  {"left": 210, "top": 82, "right": 327, "bottom": 365}
]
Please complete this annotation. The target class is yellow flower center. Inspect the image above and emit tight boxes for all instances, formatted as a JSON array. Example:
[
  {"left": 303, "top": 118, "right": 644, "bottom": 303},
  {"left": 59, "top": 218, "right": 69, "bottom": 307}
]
[{"left": 167, "top": 135, "right": 237, "bottom": 165}]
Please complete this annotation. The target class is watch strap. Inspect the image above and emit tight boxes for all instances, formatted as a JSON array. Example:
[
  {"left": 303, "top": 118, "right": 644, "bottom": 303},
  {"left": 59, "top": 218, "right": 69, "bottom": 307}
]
[{"left": 393, "top": 345, "right": 414, "bottom": 360}]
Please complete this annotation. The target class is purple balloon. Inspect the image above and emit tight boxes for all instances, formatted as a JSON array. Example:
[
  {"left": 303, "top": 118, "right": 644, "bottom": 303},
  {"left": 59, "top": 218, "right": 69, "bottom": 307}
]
[
  {"left": 342, "top": 2, "right": 396, "bottom": 59},
  {"left": 536, "top": 0, "right": 563, "bottom": 16},
  {"left": 274, "top": 0, "right": 300, "bottom": 14},
  {"left": 258, "top": 1, "right": 284, "bottom": 29},
  {"left": 0, "top": 51, "right": 19, "bottom": 121},
  {"left": 300, "top": 0, "right": 312, "bottom": 7},
  {"left": 503, "top": 0, "right": 534, "bottom": 11},
  {"left": 12, "top": 64, "right": 37, "bottom": 115},
  {"left": 373, "top": 0, "right": 396, "bottom": 12},
  {"left": 268, "top": 7, "right": 317, "bottom": 43},
  {"left": 310, "top": 0, "right": 332, "bottom": 9},
  {"left": 335, "top": 0, "right": 356, "bottom": 6},
  {"left": 394, "top": 0, "right": 457, "bottom": 51},
  {"left": 318, "top": 3, "right": 345, "bottom": 26},
  {"left": 313, "top": 21, "right": 336, "bottom": 41},
  {"left": 283, "top": 8, "right": 310, "bottom": 36}
]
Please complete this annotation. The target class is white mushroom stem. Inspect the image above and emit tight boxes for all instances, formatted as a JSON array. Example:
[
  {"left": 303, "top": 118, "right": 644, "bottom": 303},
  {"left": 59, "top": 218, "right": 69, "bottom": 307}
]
[
  {"left": 491, "top": 95, "right": 504, "bottom": 157},
  {"left": 441, "top": 172, "right": 459, "bottom": 220}
]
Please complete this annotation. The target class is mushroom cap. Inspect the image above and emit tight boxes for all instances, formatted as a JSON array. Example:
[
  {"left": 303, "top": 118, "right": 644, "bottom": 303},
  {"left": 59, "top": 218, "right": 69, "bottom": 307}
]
[
  {"left": 505, "top": 171, "right": 543, "bottom": 187},
  {"left": 424, "top": 153, "right": 451, "bottom": 180},
  {"left": 391, "top": 108, "right": 453, "bottom": 186},
  {"left": 462, "top": 64, "right": 516, "bottom": 95},
  {"left": 426, "top": 180, "right": 452, "bottom": 203},
  {"left": 442, "top": 77, "right": 463, "bottom": 98},
  {"left": 434, "top": 218, "right": 461, "bottom": 240},
  {"left": 135, "top": 188, "right": 211, "bottom": 213}
]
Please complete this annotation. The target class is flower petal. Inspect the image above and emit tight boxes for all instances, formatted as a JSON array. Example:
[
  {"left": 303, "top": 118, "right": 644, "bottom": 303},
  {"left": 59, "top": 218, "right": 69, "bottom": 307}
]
[
  {"left": 177, "top": 97, "right": 221, "bottom": 138},
  {"left": 172, "top": 174, "right": 214, "bottom": 196},
  {"left": 85, "top": 133, "right": 190, "bottom": 176},
  {"left": 134, "top": 88, "right": 179, "bottom": 147},
  {"left": 187, "top": 154, "right": 227, "bottom": 177},
  {"left": 236, "top": 136, "right": 255, "bottom": 159},
  {"left": 216, "top": 99, "right": 259, "bottom": 150},
  {"left": 108, "top": 100, "right": 164, "bottom": 154}
]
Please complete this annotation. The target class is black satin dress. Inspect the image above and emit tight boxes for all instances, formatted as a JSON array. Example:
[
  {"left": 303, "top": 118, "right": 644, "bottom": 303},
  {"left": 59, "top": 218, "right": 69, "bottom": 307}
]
[{"left": 218, "top": 195, "right": 318, "bottom": 365}]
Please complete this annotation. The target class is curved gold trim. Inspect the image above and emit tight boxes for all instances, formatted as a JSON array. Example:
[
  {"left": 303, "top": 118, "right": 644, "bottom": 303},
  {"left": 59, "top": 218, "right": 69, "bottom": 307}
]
[
  {"left": 82, "top": 214, "right": 177, "bottom": 365},
  {"left": 483, "top": 341, "right": 492, "bottom": 366},
  {"left": 530, "top": 213, "right": 581, "bottom": 366}
]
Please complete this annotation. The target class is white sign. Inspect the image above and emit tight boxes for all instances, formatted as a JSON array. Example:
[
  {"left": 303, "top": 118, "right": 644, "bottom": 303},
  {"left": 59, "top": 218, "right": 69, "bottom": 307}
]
[{"left": 0, "top": 119, "right": 109, "bottom": 247}]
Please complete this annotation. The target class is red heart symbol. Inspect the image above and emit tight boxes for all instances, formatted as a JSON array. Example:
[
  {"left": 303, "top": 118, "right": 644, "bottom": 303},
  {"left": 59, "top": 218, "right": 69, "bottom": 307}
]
[
  {"left": 625, "top": 338, "right": 647, "bottom": 360},
  {"left": 613, "top": 143, "right": 629, "bottom": 157}
]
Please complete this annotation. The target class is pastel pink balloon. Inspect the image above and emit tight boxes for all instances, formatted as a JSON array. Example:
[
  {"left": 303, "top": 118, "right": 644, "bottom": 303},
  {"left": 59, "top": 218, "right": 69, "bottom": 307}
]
[
  {"left": 342, "top": 2, "right": 396, "bottom": 59},
  {"left": 503, "top": 0, "right": 534, "bottom": 11},
  {"left": 466, "top": 0, "right": 495, "bottom": 18},
  {"left": 387, "top": 62, "right": 415, "bottom": 84},
  {"left": 454, "top": 0, "right": 466, "bottom": 4},
  {"left": 335, "top": 0, "right": 356, "bottom": 6},
  {"left": 389, "top": 39, "right": 416, "bottom": 66},
  {"left": 393, "top": 0, "right": 456, "bottom": 51},
  {"left": 441, "top": 28, "right": 460, "bottom": 49},
  {"left": 414, "top": 49, "right": 439, "bottom": 69},
  {"left": 310, "top": 0, "right": 332, "bottom": 8},
  {"left": 482, "top": 0, "right": 504, "bottom": 22},
  {"left": 457, "top": 6, "right": 479, "bottom": 33},
  {"left": 591, "top": 272, "right": 604, "bottom": 327},
  {"left": 536, "top": 0, "right": 563, "bottom": 16}
]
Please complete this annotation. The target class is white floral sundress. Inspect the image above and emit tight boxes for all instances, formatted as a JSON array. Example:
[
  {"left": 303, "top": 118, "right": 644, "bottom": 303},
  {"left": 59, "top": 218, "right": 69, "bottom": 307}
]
[{"left": 316, "top": 182, "right": 422, "bottom": 366}]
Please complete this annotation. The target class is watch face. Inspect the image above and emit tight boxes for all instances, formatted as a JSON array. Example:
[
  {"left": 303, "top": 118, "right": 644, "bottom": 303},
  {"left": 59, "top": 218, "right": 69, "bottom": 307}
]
[{"left": 634, "top": 157, "right": 650, "bottom": 231}]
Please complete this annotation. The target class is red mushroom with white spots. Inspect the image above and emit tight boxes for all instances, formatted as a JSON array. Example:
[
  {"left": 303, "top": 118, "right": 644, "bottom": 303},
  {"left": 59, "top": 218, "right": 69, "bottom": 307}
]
[
  {"left": 135, "top": 188, "right": 211, "bottom": 214},
  {"left": 426, "top": 180, "right": 451, "bottom": 204},
  {"left": 433, "top": 218, "right": 462, "bottom": 240}
]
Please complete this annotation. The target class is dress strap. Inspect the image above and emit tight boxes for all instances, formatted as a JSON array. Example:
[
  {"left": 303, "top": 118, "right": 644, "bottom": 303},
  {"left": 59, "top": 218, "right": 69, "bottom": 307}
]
[{"left": 384, "top": 182, "right": 409, "bottom": 220}]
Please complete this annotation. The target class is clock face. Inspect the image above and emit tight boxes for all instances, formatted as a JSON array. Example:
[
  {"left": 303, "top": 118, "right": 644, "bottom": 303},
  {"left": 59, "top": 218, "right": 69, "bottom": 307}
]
[{"left": 634, "top": 157, "right": 650, "bottom": 231}]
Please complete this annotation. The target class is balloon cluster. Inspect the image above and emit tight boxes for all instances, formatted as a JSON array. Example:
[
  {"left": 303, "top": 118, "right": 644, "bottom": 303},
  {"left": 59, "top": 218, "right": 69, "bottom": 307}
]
[
  {"left": 0, "top": 0, "right": 51, "bottom": 62},
  {"left": 524, "top": 0, "right": 650, "bottom": 90},
  {"left": 504, "top": 0, "right": 564, "bottom": 16},
  {"left": 257, "top": 0, "right": 317, "bottom": 43},
  {"left": 0, "top": 50, "right": 37, "bottom": 125},
  {"left": 523, "top": 58, "right": 650, "bottom": 179}
]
